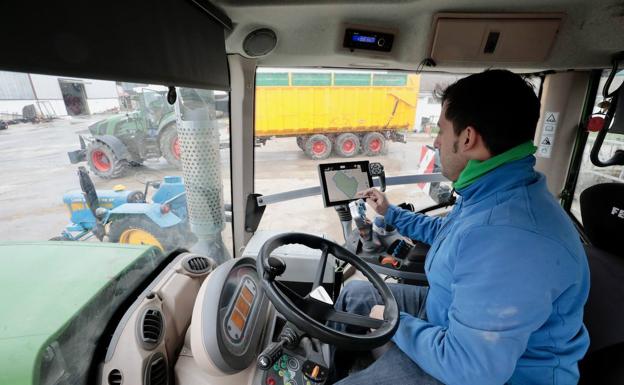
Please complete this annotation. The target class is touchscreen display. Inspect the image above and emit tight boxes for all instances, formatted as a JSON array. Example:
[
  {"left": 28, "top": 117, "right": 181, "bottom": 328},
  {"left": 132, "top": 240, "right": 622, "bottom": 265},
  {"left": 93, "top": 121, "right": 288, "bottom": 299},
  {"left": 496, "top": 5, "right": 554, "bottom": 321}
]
[{"left": 318, "top": 161, "right": 373, "bottom": 207}]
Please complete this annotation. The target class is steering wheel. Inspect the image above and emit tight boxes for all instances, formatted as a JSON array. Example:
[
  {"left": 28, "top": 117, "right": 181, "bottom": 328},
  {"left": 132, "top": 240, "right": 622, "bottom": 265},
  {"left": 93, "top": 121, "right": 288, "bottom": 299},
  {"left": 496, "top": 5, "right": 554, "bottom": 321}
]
[{"left": 257, "top": 232, "right": 399, "bottom": 350}]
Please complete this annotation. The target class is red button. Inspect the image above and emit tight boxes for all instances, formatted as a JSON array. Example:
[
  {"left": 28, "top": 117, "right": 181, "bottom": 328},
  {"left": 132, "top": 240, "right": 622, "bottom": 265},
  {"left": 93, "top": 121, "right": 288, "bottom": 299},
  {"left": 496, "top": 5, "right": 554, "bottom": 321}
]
[{"left": 266, "top": 377, "right": 276, "bottom": 385}]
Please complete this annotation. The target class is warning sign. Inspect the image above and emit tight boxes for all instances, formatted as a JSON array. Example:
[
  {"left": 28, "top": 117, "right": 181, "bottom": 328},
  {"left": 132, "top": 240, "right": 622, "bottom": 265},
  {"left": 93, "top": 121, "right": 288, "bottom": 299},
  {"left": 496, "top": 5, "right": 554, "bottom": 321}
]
[
  {"left": 537, "top": 111, "right": 559, "bottom": 159},
  {"left": 546, "top": 113, "right": 558, "bottom": 123}
]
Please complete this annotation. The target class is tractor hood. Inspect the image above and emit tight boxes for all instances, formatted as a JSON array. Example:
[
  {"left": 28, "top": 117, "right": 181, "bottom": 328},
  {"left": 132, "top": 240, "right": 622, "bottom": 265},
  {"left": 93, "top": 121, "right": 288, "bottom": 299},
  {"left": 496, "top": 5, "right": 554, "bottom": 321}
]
[
  {"left": 0, "top": 242, "right": 164, "bottom": 385},
  {"left": 88, "top": 113, "right": 137, "bottom": 136}
]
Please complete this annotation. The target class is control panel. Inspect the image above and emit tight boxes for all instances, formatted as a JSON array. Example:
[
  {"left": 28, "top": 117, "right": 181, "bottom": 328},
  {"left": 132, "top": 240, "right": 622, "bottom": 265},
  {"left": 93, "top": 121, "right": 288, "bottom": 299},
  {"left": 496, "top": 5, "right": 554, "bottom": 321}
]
[{"left": 262, "top": 350, "right": 328, "bottom": 385}]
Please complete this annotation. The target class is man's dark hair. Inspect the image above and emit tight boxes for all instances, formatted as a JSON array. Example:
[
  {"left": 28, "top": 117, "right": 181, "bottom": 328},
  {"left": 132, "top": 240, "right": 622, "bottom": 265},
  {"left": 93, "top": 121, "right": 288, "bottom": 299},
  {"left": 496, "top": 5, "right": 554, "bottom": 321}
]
[{"left": 441, "top": 70, "right": 540, "bottom": 156}]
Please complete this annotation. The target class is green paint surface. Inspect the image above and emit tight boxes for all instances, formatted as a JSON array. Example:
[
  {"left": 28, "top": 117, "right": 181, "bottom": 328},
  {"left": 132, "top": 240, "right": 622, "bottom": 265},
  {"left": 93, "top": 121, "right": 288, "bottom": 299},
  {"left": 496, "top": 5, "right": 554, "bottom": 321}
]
[{"left": 0, "top": 241, "right": 158, "bottom": 385}]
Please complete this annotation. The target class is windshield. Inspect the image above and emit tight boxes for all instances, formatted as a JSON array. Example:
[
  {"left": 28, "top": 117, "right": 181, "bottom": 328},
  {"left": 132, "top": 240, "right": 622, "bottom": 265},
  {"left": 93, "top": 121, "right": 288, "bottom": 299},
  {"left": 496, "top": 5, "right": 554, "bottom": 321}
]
[
  {"left": 253, "top": 68, "right": 541, "bottom": 238},
  {"left": 0, "top": 70, "right": 233, "bottom": 257}
]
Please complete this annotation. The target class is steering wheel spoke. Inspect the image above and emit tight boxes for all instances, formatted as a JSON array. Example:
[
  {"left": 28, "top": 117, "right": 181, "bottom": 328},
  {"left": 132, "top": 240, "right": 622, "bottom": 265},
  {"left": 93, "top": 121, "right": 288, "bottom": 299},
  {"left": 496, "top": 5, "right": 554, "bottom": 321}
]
[
  {"left": 324, "top": 309, "right": 385, "bottom": 329},
  {"left": 274, "top": 280, "right": 307, "bottom": 307},
  {"left": 312, "top": 245, "right": 330, "bottom": 290}
]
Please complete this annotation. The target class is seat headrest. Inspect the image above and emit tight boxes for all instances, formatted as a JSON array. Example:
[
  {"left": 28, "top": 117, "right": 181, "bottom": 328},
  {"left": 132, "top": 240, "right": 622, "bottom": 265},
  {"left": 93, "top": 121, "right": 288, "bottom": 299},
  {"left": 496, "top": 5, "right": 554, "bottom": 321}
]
[{"left": 580, "top": 183, "right": 624, "bottom": 257}]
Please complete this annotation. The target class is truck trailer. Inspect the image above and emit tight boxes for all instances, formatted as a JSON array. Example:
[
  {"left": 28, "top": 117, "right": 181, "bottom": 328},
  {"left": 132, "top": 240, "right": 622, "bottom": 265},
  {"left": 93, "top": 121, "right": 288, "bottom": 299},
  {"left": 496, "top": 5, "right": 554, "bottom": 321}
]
[{"left": 255, "top": 71, "right": 420, "bottom": 159}]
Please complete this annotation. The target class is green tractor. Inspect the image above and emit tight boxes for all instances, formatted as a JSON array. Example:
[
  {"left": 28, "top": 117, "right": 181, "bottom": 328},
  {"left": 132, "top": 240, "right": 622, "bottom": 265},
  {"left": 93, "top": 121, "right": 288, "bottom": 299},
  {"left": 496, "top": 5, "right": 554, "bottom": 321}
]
[{"left": 68, "top": 87, "right": 181, "bottom": 178}]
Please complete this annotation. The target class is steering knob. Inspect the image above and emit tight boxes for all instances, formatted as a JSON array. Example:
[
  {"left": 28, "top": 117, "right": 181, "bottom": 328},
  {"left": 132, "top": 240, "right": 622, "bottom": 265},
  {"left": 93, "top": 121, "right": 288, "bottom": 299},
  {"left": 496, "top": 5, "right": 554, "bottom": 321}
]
[{"left": 265, "top": 256, "right": 286, "bottom": 280}]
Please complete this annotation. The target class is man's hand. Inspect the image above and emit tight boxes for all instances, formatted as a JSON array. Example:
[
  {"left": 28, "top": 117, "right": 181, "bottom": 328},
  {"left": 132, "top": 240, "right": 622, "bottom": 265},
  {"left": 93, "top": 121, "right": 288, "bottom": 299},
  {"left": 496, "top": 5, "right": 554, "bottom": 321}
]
[
  {"left": 369, "top": 305, "right": 385, "bottom": 330},
  {"left": 356, "top": 188, "right": 390, "bottom": 216}
]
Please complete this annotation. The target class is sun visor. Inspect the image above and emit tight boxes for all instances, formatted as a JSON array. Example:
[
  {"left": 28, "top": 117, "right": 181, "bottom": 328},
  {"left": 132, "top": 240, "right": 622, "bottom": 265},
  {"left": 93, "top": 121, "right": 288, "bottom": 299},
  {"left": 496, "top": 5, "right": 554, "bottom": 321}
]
[{"left": 0, "top": 0, "right": 231, "bottom": 91}]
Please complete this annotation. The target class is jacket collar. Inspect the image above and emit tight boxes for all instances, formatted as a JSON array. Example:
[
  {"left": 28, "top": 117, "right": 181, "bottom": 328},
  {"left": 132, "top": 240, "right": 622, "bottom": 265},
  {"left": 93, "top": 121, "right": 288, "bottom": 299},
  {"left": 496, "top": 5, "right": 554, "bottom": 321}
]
[{"left": 456, "top": 155, "right": 539, "bottom": 204}]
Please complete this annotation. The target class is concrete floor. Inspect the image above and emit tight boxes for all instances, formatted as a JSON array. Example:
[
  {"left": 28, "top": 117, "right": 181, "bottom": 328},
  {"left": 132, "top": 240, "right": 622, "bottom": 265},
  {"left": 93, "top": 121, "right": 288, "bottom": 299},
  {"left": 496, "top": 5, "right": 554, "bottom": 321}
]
[{"left": 0, "top": 117, "right": 444, "bottom": 256}]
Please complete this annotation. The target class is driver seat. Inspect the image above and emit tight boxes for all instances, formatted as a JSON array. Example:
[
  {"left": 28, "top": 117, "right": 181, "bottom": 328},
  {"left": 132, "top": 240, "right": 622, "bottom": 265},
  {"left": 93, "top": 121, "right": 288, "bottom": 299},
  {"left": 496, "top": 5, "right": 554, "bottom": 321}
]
[{"left": 577, "top": 183, "right": 624, "bottom": 384}]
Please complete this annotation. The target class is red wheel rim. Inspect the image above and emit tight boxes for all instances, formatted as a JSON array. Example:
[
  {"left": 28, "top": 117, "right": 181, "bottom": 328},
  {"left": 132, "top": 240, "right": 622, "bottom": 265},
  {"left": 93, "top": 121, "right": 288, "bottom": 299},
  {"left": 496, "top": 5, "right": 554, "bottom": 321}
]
[
  {"left": 342, "top": 139, "right": 355, "bottom": 154},
  {"left": 369, "top": 138, "right": 382, "bottom": 152},
  {"left": 92, "top": 150, "right": 111, "bottom": 171},
  {"left": 172, "top": 136, "right": 181, "bottom": 159},
  {"left": 312, "top": 140, "right": 327, "bottom": 155}
]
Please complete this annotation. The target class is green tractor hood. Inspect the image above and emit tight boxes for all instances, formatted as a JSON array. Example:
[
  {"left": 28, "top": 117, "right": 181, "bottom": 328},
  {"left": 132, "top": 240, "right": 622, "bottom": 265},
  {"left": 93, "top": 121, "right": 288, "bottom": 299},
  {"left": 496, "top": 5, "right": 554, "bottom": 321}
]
[
  {"left": 0, "top": 242, "right": 164, "bottom": 385},
  {"left": 88, "top": 113, "right": 135, "bottom": 136}
]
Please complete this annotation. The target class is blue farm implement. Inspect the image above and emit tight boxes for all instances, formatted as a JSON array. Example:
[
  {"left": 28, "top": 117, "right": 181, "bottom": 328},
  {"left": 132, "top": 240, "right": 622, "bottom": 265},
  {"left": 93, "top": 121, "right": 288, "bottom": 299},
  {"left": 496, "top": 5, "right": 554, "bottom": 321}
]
[{"left": 53, "top": 168, "right": 194, "bottom": 252}]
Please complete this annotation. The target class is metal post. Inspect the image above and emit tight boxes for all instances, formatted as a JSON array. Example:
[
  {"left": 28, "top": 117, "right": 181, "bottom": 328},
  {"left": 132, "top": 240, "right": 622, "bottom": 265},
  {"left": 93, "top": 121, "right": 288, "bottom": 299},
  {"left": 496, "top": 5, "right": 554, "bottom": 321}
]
[{"left": 174, "top": 87, "right": 230, "bottom": 264}]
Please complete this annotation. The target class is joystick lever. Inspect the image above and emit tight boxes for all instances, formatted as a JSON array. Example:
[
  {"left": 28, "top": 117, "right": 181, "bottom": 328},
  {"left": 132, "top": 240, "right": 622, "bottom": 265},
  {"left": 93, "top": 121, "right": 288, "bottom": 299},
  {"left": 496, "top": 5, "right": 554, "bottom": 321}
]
[{"left": 257, "top": 326, "right": 299, "bottom": 370}]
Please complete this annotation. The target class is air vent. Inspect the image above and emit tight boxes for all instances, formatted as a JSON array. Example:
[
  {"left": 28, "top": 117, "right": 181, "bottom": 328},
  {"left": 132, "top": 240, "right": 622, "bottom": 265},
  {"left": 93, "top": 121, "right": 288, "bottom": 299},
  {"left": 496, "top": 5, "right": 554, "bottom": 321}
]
[
  {"left": 108, "top": 369, "right": 122, "bottom": 385},
  {"left": 139, "top": 309, "right": 163, "bottom": 349},
  {"left": 182, "top": 254, "right": 213, "bottom": 275},
  {"left": 144, "top": 353, "right": 168, "bottom": 385}
]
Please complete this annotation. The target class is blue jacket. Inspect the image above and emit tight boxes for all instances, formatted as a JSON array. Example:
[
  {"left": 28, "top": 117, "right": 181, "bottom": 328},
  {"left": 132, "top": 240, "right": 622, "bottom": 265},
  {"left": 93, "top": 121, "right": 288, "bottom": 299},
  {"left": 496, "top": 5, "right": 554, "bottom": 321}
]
[{"left": 385, "top": 156, "right": 589, "bottom": 385}]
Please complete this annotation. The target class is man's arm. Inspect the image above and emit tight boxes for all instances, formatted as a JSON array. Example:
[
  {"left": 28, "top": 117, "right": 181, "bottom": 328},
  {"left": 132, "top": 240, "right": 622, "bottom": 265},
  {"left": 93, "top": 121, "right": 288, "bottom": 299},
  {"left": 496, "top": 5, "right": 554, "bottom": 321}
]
[
  {"left": 357, "top": 188, "right": 445, "bottom": 244},
  {"left": 384, "top": 205, "right": 444, "bottom": 245},
  {"left": 391, "top": 226, "right": 571, "bottom": 385}
]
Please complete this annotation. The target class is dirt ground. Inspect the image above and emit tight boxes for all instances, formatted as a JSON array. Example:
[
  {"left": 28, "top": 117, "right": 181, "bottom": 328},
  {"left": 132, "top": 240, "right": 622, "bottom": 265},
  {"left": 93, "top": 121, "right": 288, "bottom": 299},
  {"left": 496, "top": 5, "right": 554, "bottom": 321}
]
[{"left": 0, "top": 117, "right": 443, "bottom": 256}]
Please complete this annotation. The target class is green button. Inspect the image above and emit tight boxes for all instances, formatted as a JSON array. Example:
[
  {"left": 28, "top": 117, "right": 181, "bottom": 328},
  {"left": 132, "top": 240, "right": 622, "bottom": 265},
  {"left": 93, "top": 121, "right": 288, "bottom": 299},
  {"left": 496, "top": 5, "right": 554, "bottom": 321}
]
[
  {"left": 281, "top": 361, "right": 288, "bottom": 369},
  {"left": 278, "top": 370, "right": 285, "bottom": 377},
  {"left": 273, "top": 363, "right": 279, "bottom": 371}
]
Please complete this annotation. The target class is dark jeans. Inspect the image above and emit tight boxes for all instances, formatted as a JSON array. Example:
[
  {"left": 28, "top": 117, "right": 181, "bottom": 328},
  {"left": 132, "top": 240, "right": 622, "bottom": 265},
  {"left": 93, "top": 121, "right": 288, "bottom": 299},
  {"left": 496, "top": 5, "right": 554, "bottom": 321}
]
[{"left": 330, "top": 280, "right": 444, "bottom": 385}]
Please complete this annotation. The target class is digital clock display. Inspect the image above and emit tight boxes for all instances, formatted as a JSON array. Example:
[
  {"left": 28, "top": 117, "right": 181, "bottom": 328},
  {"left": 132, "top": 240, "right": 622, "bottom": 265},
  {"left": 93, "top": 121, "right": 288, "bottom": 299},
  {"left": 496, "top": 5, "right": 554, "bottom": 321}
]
[{"left": 352, "top": 35, "right": 376, "bottom": 44}]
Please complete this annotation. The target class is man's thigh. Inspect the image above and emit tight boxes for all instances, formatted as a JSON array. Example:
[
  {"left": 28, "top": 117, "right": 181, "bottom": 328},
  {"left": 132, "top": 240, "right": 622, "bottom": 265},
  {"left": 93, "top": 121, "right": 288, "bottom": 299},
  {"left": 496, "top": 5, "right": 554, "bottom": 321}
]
[
  {"left": 336, "top": 280, "right": 429, "bottom": 318},
  {"left": 333, "top": 344, "right": 444, "bottom": 385}
]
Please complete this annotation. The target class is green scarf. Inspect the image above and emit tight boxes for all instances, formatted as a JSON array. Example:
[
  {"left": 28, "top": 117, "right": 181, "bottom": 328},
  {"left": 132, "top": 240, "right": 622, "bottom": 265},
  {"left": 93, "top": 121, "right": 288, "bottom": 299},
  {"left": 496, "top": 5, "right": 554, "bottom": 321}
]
[{"left": 453, "top": 141, "right": 537, "bottom": 190}]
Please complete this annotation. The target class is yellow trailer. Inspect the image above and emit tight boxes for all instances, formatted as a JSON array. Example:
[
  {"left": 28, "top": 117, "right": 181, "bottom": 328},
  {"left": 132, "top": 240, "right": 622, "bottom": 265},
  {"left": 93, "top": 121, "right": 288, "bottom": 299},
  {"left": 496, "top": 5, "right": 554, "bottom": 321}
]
[{"left": 255, "top": 71, "right": 420, "bottom": 159}]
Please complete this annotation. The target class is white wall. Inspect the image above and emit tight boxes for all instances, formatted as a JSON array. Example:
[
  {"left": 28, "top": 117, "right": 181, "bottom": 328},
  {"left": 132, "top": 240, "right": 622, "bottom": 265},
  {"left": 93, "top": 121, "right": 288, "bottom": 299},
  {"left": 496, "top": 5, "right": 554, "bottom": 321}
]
[
  {"left": 414, "top": 94, "right": 441, "bottom": 132},
  {"left": 87, "top": 98, "right": 120, "bottom": 114},
  {"left": 29, "top": 74, "right": 64, "bottom": 99},
  {"left": 85, "top": 80, "right": 118, "bottom": 99}
]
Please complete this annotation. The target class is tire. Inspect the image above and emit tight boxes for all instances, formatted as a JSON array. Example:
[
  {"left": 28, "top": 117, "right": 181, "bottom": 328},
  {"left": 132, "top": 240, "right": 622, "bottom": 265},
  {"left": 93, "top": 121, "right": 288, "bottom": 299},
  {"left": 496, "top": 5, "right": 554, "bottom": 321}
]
[
  {"left": 362, "top": 132, "right": 386, "bottom": 156},
  {"left": 304, "top": 134, "right": 332, "bottom": 160},
  {"left": 160, "top": 124, "right": 182, "bottom": 169},
  {"left": 86, "top": 141, "right": 128, "bottom": 179},
  {"left": 335, "top": 133, "right": 360, "bottom": 157},
  {"left": 108, "top": 216, "right": 191, "bottom": 253},
  {"left": 49, "top": 236, "right": 68, "bottom": 241},
  {"left": 296, "top": 136, "right": 307, "bottom": 150}
]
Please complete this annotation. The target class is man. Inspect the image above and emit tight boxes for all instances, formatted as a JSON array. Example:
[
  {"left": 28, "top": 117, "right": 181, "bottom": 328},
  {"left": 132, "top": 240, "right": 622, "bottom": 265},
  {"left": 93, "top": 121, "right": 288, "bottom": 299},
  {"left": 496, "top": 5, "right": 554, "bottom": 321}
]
[{"left": 332, "top": 70, "right": 590, "bottom": 385}]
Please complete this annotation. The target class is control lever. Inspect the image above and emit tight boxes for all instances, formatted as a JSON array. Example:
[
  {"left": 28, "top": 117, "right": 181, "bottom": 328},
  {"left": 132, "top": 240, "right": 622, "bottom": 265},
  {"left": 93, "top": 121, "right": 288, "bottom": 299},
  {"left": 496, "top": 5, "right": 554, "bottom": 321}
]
[
  {"left": 257, "top": 326, "right": 299, "bottom": 371},
  {"left": 368, "top": 162, "right": 386, "bottom": 192}
]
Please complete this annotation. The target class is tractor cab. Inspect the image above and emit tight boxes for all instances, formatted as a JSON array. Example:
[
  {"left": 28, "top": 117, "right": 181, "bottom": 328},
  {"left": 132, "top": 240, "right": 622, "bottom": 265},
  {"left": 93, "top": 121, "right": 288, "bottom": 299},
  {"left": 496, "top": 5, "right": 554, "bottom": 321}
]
[{"left": 2, "top": 0, "right": 624, "bottom": 385}]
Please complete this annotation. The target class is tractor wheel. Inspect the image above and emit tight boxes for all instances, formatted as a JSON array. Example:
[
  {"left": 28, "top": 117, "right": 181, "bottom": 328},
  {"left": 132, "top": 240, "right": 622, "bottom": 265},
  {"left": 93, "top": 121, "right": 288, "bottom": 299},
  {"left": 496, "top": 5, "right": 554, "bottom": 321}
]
[
  {"left": 160, "top": 124, "right": 182, "bottom": 169},
  {"left": 86, "top": 141, "right": 128, "bottom": 179},
  {"left": 296, "top": 136, "right": 307, "bottom": 150},
  {"left": 362, "top": 132, "right": 386, "bottom": 156},
  {"left": 108, "top": 216, "right": 190, "bottom": 253},
  {"left": 335, "top": 133, "right": 360, "bottom": 157},
  {"left": 304, "top": 134, "right": 332, "bottom": 160}
]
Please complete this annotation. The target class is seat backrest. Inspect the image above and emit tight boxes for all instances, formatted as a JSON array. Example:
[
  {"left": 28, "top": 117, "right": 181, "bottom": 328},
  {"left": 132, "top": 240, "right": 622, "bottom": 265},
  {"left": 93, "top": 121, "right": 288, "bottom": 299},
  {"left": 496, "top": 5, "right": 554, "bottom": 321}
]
[
  {"left": 580, "top": 183, "right": 624, "bottom": 258},
  {"left": 578, "top": 183, "right": 624, "bottom": 383}
]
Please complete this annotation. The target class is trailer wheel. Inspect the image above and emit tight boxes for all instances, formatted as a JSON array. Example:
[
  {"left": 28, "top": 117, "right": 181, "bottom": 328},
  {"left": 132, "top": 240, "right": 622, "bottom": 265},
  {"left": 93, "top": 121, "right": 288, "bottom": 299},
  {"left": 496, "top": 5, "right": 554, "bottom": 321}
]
[
  {"left": 335, "top": 133, "right": 360, "bottom": 157},
  {"left": 87, "top": 141, "right": 128, "bottom": 179},
  {"left": 296, "top": 136, "right": 307, "bottom": 150},
  {"left": 108, "top": 216, "right": 190, "bottom": 253},
  {"left": 362, "top": 132, "right": 386, "bottom": 156},
  {"left": 160, "top": 124, "right": 182, "bottom": 169},
  {"left": 304, "top": 134, "right": 332, "bottom": 160}
]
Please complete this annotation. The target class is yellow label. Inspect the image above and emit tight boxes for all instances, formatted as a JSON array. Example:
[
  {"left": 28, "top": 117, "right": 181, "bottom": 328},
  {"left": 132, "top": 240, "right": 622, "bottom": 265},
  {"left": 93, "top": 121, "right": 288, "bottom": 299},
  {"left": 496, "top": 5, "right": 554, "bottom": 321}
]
[{"left": 113, "top": 184, "right": 126, "bottom": 192}]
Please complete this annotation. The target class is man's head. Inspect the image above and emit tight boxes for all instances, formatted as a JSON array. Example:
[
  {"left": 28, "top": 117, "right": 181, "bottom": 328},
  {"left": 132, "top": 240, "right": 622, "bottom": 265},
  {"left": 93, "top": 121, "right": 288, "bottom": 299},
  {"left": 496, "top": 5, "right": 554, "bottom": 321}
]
[{"left": 433, "top": 70, "right": 540, "bottom": 181}]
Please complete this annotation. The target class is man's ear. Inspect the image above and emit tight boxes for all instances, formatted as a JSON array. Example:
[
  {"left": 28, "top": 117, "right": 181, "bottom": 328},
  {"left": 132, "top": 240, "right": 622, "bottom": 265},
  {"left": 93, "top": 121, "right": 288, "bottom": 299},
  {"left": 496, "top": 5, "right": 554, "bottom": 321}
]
[
  {"left": 461, "top": 126, "right": 479, "bottom": 151},
  {"left": 462, "top": 126, "right": 492, "bottom": 160}
]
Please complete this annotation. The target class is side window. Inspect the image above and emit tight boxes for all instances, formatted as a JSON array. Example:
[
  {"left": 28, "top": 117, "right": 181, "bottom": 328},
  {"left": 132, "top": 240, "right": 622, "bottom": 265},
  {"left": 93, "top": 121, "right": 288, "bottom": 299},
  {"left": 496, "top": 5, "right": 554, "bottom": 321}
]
[
  {"left": 0, "top": 70, "right": 233, "bottom": 256},
  {"left": 570, "top": 69, "right": 624, "bottom": 222}
]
